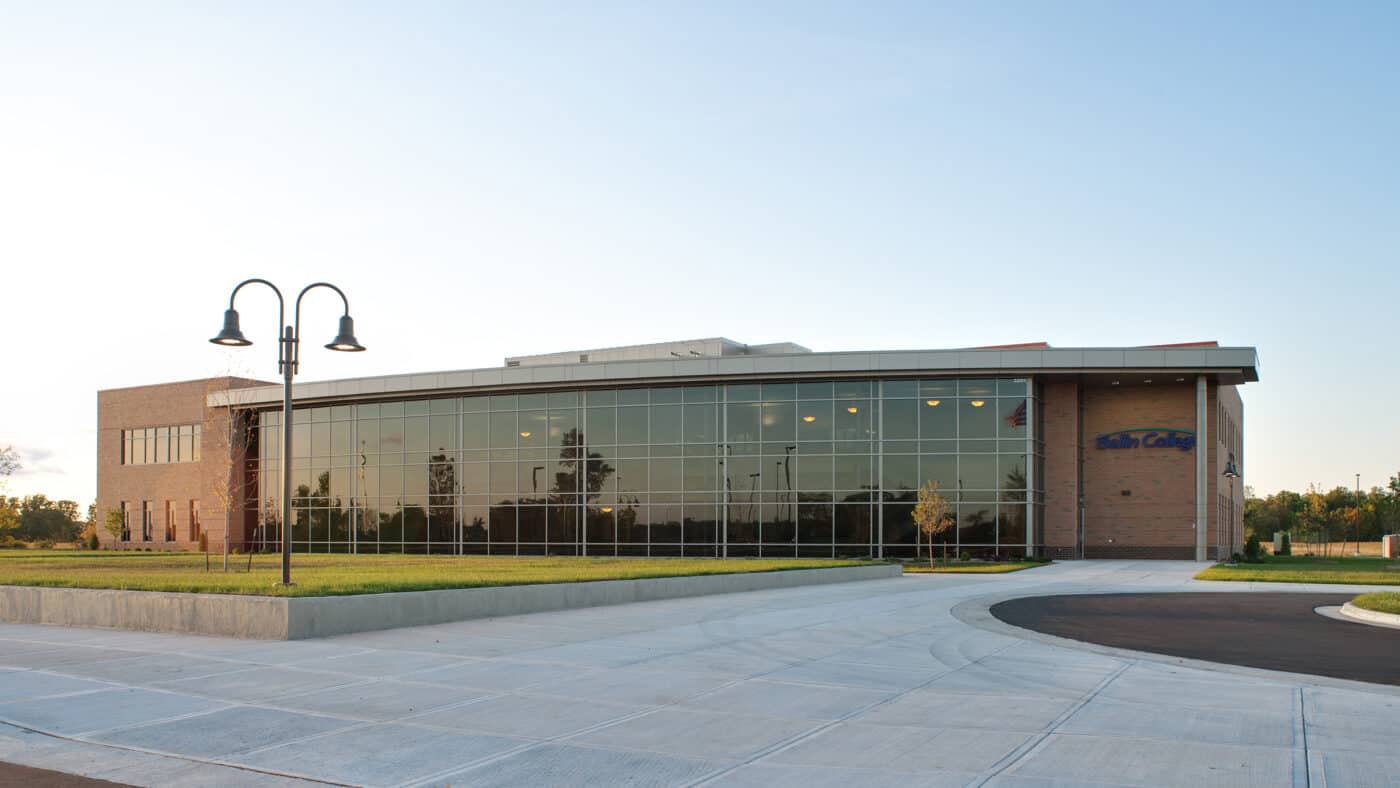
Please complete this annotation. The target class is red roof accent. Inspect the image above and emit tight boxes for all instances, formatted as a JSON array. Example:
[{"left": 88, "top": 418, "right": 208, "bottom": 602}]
[
  {"left": 973, "top": 342, "right": 1051, "bottom": 350},
  {"left": 1142, "top": 341, "right": 1219, "bottom": 348}
]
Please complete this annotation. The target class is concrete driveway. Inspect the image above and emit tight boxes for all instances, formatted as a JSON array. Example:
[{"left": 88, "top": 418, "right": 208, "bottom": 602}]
[{"left": 0, "top": 560, "right": 1395, "bottom": 787}]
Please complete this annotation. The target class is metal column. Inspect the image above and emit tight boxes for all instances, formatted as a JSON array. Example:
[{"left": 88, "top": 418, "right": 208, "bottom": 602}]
[{"left": 1195, "top": 375, "right": 1208, "bottom": 561}]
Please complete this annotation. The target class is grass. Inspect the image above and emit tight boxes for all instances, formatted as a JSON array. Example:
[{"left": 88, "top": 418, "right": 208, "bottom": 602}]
[
  {"left": 0, "top": 550, "right": 876, "bottom": 597},
  {"left": 903, "top": 561, "right": 1049, "bottom": 574},
  {"left": 1351, "top": 592, "right": 1400, "bottom": 615},
  {"left": 1195, "top": 555, "right": 1400, "bottom": 586}
]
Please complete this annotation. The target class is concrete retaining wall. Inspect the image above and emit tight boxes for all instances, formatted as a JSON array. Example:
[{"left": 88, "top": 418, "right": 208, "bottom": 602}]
[{"left": 0, "top": 564, "right": 901, "bottom": 640}]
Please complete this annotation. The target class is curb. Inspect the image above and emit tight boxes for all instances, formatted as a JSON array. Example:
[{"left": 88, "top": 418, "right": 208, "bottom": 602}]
[{"left": 1340, "top": 601, "right": 1400, "bottom": 629}]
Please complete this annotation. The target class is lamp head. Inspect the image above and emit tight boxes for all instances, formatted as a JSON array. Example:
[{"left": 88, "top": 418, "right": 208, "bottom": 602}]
[
  {"left": 209, "top": 309, "right": 252, "bottom": 346},
  {"left": 1223, "top": 452, "right": 1240, "bottom": 479},
  {"left": 326, "top": 315, "right": 366, "bottom": 352}
]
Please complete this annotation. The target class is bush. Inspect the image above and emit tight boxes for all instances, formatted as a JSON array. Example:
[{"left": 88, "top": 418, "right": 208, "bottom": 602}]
[
  {"left": 1243, "top": 534, "right": 1263, "bottom": 563},
  {"left": 1279, "top": 532, "right": 1292, "bottom": 556},
  {"left": 1230, "top": 552, "right": 1244, "bottom": 564},
  {"left": 86, "top": 532, "right": 99, "bottom": 551},
  {"left": 959, "top": 551, "right": 971, "bottom": 562}
]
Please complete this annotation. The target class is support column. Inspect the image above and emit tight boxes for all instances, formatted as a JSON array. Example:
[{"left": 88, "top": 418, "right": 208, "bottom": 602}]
[
  {"left": 1195, "top": 376, "right": 1208, "bottom": 561},
  {"left": 1025, "top": 375, "right": 1035, "bottom": 558}
]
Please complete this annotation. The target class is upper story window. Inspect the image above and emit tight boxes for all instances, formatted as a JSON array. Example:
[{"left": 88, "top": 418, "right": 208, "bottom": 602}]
[{"left": 122, "top": 424, "right": 201, "bottom": 465}]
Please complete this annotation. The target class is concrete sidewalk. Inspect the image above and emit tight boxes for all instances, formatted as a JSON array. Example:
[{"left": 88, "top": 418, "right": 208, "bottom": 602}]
[{"left": 0, "top": 560, "right": 1395, "bottom": 787}]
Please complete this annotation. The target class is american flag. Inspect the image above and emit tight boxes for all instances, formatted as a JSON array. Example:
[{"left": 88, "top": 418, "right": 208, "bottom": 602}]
[{"left": 1006, "top": 399, "right": 1027, "bottom": 428}]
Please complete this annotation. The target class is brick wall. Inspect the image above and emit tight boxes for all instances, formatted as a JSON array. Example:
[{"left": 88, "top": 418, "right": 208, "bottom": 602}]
[
  {"left": 96, "top": 377, "right": 269, "bottom": 551},
  {"left": 1041, "top": 382, "right": 1080, "bottom": 552}
]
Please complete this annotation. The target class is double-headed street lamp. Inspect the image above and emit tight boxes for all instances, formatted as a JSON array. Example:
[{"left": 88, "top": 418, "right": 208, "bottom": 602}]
[{"left": 210, "top": 279, "right": 366, "bottom": 586}]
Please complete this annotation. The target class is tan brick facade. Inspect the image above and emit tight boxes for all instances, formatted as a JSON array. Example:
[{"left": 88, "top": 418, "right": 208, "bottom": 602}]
[
  {"left": 1039, "top": 379, "right": 1244, "bottom": 559},
  {"left": 96, "top": 377, "right": 269, "bottom": 551}
]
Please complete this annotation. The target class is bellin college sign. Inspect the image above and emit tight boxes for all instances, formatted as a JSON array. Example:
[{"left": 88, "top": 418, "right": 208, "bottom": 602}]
[{"left": 1095, "top": 428, "right": 1196, "bottom": 452}]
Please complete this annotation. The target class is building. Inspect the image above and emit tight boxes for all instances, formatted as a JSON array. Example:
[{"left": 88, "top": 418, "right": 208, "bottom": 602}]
[{"left": 96, "top": 338, "right": 1255, "bottom": 560}]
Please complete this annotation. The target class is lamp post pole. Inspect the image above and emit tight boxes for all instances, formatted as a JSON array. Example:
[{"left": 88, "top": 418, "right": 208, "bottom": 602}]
[{"left": 211, "top": 280, "right": 366, "bottom": 587}]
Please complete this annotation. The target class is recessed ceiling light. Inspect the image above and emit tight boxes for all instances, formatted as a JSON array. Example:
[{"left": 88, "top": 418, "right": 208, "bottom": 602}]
[
  {"left": 846, "top": 406, "right": 858, "bottom": 413},
  {"left": 970, "top": 400, "right": 986, "bottom": 407},
  {"left": 1144, "top": 379, "right": 1153, "bottom": 384},
  {"left": 926, "top": 399, "right": 941, "bottom": 407},
  {"left": 1111, "top": 381, "right": 1120, "bottom": 386},
  {"left": 802, "top": 415, "right": 817, "bottom": 423},
  {"left": 519, "top": 431, "right": 531, "bottom": 438}
]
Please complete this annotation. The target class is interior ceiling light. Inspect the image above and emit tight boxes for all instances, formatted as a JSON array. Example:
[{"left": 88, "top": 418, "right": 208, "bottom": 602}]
[
  {"left": 519, "top": 431, "right": 531, "bottom": 438},
  {"left": 1176, "top": 377, "right": 1186, "bottom": 382},
  {"left": 846, "top": 406, "right": 858, "bottom": 413},
  {"left": 926, "top": 399, "right": 941, "bottom": 407},
  {"left": 601, "top": 506, "right": 613, "bottom": 513},
  {"left": 1144, "top": 379, "right": 1153, "bottom": 384},
  {"left": 1112, "top": 381, "right": 1120, "bottom": 386},
  {"left": 970, "top": 400, "right": 986, "bottom": 407},
  {"left": 802, "top": 415, "right": 817, "bottom": 423}
]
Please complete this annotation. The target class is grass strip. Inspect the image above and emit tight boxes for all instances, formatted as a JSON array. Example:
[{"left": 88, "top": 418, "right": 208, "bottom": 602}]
[
  {"left": 904, "top": 561, "right": 1048, "bottom": 574},
  {"left": 0, "top": 550, "right": 876, "bottom": 597},
  {"left": 1351, "top": 592, "right": 1400, "bottom": 615},
  {"left": 1195, "top": 555, "right": 1400, "bottom": 586}
]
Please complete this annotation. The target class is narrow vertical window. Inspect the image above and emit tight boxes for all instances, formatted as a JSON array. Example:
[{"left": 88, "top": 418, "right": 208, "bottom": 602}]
[
  {"left": 119, "top": 501, "right": 130, "bottom": 541},
  {"left": 141, "top": 501, "right": 152, "bottom": 541},
  {"left": 165, "top": 500, "right": 176, "bottom": 541},
  {"left": 193, "top": 424, "right": 202, "bottom": 462}
]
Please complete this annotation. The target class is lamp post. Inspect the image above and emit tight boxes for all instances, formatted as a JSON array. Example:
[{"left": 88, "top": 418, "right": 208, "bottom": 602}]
[
  {"left": 1223, "top": 452, "right": 1240, "bottom": 555},
  {"left": 210, "top": 280, "right": 365, "bottom": 586}
]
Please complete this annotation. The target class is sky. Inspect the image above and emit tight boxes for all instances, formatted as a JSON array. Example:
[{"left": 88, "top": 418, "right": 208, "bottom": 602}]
[{"left": 1, "top": 2, "right": 1396, "bottom": 506}]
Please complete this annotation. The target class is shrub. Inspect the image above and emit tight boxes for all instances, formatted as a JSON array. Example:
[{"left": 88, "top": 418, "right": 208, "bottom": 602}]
[
  {"left": 86, "top": 532, "right": 99, "bottom": 551},
  {"left": 1230, "top": 552, "right": 1244, "bottom": 564},
  {"left": 1243, "top": 534, "right": 1263, "bottom": 563},
  {"left": 1279, "top": 532, "right": 1292, "bottom": 556},
  {"left": 959, "top": 551, "right": 971, "bottom": 562}
]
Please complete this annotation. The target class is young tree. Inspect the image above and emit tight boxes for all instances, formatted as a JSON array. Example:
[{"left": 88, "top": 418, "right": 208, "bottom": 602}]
[
  {"left": 103, "top": 507, "right": 126, "bottom": 546},
  {"left": 206, "top": 378, "right": 260, "bottom": 571},
  {"left": 913, "top": 480, "right": 954, "bottom": 567}
]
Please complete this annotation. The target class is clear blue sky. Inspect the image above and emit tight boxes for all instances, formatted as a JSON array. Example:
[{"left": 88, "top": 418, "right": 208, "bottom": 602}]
[{"left": 1, "top": 2, "right": 1396, "bottom": 505}]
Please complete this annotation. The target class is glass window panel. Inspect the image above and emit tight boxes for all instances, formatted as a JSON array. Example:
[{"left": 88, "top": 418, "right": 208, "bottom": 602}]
[
  {"left": 331, "top": 421, "right": 352, "bottom": 455},
  {"left": 488, "top": 395, "right": 517, "bottom": 411},
  {"left": 726, "top": 402, "right": 760, "bottom": 443},
  {"left": 834, "top": 504, "right": 871, "bottom": 544},
  {"left": 761, "top": 501, "right": 795, "bottom": 545},
  {"left": 726, "top": 384, "right": 761, "bottom": 402},
  {"left": 882, "top": 398, "right": 917, "bottom": 440},
  {"left": 959, "top": 455, "right": 998, "bottom": 490},
  {"left": 311, "top": 422, "right": 331, "bottom": 457},
  {"left": 489, "top": 462, "right": 515, "bottom": 494},
  {"left": 960, "top": 398, "right": 996, "bottom": 437},
  {"left": 461, "top": 413, "right": 488, "bottom": 450},
  {"left": 883, "top": 380, "right": 917, "bottom": 398},
  {"left": 615, "top": 458, "right": 647, "bottom": 493},
  {"left": 998, "top": 398, "right": 1027, "bottom": 438},
  {"left": 460, "top": 462, "right": 488, "bottom": 492},
  {"left": 311, "top": 407, "right": 331, "bottom": 423},
  {"left": 292, "top": 423, "right": 311, "bottom": 459},
  {"left": 404, "top": 417, "right": 428, "bottom": 458},
  {"left": 834, "top": 380, "right": 871, "bottom": 398},
  {"left": 834, "top": 401, "right": 870, "bottom": 440},
  {"left": 999, "top": 504, "right": 1027, "bottom": 546},
  {"left": 683, "top": 457, "right": 718, "bottom": 490},
  {"left": 920, "top": 398, "right": 956, "bottom": 438},
  {"left": 882, "top": 503, "right": 915, "bottom": 545},
  {"left": 798, "top": 503, "right": 833, "bottom": 542},
  {"left": 761, "top": 401, "right": 795, "bottom": 442},
  {"left": 547, "top": 391, "right": 578, "bottom": 408},
  {"left": 920, "top": 379, "right": 957, "bottom": 397},
  {"left": 725, "top": 456, "right": 762, "bottom": 494},
  {"left": 920, "top": 455, "right": 957, "bottom": 491},
  {"left": 547, "top": 504, "right": 578, "bottom": 545},
  {"left": 616, "top": 406, "right": 648, "bottom": 444},
  {"left": 515, "top": 393, "right": 544, "bottom": 410},
  {"left": 796, "top": 382, "right": 833, "bottom": 399},
  {"left": 650, "top": 504, "right": 683, "bottom": 543},
  {"left": 520, "top": 411, "right": 548, "bottom": 448},
  {"left": 488, "top": 504, "right": 516, "bottom": 543},
  {"left": 519, "top": 462, "right": 551, "bottom": 498},
  {"left": 760, "top": 382, "right": 795, "bottom": 401},
  {"left": 957, "top": 504, "right": 996, "bottom": 544},
  {"left": 650, "top": 405, "right": 682, "bottom": 444},
  {"left": 378, "top": 418, "right": 404, "bottom": 453},
  {"left": 488, "top": 412, "right": 516, "bottom": 448},
  {"left": 797, "top": 454, "right": 832, "bottom": 490},
  {"left": 585, "top": 407, "right": 616, "bottom": 445},
  {"left": 585, "top": 389, "right": 616, "bottom": 406},
  {"left": 1001, "top": 454, "right": 1027, "bottom": 490},
  {"left": 882, "top": 454, "right": 917, "bottom": 493},
  {"left": 650, "top": 458, "right": 683, "bottom": 491},
  {"left": 461, "top": 396, "right": 487, "bottom": 413},
  {"left": 377, "top": 402, "right": 403, "bottom": 418},
  {"left": 548, "top": 409, "right": 578, "bottom": 445},
  {"left": 517, "top": 506, "right": 545, "bottom": 542},
  {"left": 679, "top": 386, "right": 714, "bottom": 403},
  {"left": 683, "top": 403, "right": 716, "bottom": 444},
  {"left": 797, "top": 403, "right": 832, "bottom": 441},
  {"left": 404, "top": 401, "right": 429, "bottom": 417},
  {"left": 378, "top": 465, "right": 403, "bottom": 496},
  {"left": 642, "top": 387, "right": 681, "bottom": 405},
  {"left": 998, "top": 378, "right": 1028, "bottom": 396},
  {"left": 617, "top": 388, "right": 648, "bottom": 406},
  {"left": 959, "top": 439, "right": 998, "bottom": 453},
  {"left": 833, "top": 455, "right": 871, "bottom": 490},
  {"left": 429, "top": 415, "right": 456, "bottom": 452},
  {"left": 920, "top": 439, "right": 957, "bottom": 454},
  {"left": 958, "top": 379, "right": 996, "bottom": 396}
]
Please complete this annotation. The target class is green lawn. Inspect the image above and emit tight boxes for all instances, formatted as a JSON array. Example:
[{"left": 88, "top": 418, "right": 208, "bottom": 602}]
[
  {"left": 0, "top": 550, "right": 876, "bottom": 597},
  {"left": 1195, "top": 555, "right": 1400, "bottom": 586},
  {"left": 904, "top": 561, "right": 1049, "bottom": 574},
  {"left": 1351, "top": 592, "right": 1400, "bottom": 615}
]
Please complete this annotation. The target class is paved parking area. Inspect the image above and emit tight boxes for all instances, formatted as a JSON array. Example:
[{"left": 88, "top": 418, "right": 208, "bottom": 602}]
[{"left": 0, "top": 561, "right": 1397, "bottom": 787}]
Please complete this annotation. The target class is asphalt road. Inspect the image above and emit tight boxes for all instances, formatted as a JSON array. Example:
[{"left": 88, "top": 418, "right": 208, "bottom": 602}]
[
  {"left": 0, "top": 761, "right": 131, "bottom": 787},
  {"left": 991, "top": 592, "right": 1400, "bottom": 686}
]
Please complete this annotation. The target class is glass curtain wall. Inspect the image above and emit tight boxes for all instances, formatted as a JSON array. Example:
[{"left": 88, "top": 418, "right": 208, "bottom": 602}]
[{"left": 250, "top": 378, "right": 1040, "bottom": 558}]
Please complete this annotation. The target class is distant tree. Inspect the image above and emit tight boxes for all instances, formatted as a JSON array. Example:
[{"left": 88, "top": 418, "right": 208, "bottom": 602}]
[{"left": 912, "top": 480, "right": 954, "bottom": 566}]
